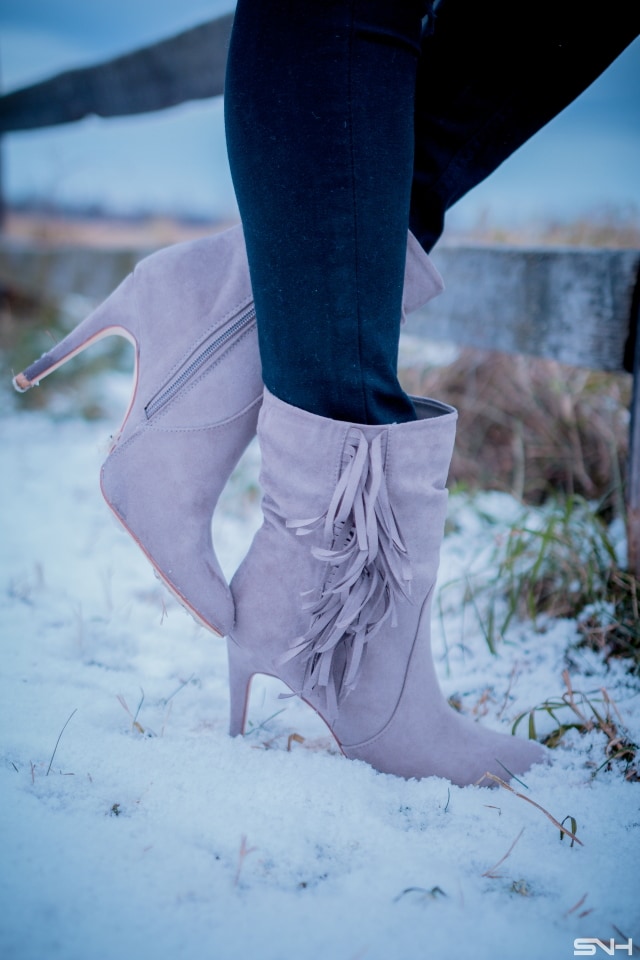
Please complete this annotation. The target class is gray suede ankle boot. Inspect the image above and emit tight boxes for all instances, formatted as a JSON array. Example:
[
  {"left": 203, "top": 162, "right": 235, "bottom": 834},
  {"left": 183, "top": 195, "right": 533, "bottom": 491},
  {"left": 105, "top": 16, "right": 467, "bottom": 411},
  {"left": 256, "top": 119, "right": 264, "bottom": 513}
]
[
  {"left": 228, "top": 389, "right": 546, "bottom": 786},
  {"left": 13, "top": 227, "right": 441, "bottom": 636},
  {"left": 15, "top": 224, "right": 261, "bottom": 634}
]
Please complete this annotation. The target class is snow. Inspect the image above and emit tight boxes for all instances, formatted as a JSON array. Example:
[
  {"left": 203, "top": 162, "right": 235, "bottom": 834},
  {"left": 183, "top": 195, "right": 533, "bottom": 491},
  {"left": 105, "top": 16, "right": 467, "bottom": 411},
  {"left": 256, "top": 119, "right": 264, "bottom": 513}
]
[{"left": 1, "top": 379, "right": 639, "bottom": 960}]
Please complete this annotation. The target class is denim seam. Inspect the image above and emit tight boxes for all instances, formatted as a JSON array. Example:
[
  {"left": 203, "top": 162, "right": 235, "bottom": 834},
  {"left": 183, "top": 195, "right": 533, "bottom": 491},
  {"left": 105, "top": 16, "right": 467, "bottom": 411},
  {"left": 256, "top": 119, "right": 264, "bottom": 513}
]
[{"left": 347, "top": 0, "right": 368, "bottom": 426}]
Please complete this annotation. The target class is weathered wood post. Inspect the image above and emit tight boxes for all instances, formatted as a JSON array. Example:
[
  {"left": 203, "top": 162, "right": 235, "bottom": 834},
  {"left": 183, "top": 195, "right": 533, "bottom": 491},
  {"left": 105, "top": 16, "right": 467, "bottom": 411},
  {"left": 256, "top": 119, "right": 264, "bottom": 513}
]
[
  {"left": 627, "top": 281, "right": 640, "bottom": 576},
  {"left": 411, "top": 246, "right": 640, "bottom": 578}
]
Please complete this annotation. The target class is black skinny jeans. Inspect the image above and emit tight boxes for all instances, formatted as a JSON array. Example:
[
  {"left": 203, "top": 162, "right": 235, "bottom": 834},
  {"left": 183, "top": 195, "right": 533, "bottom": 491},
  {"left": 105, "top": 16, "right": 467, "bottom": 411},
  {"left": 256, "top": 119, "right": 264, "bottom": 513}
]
[{"left": 225, "top": 0, "right": 639, "bottom": 426}]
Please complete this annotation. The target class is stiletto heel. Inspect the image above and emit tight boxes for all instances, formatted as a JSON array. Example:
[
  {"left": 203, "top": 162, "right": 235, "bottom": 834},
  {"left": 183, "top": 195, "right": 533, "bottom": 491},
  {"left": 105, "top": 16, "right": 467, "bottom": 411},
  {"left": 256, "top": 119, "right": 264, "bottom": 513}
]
[
  {"left": 12, "top": 274, "right": 139, "bottom": 393},
  {"left": 13, "top": 225, "right": 263, "bottom": 636},
  {"left": 227, "top": 639, "right": 256, "bottom": 737}
]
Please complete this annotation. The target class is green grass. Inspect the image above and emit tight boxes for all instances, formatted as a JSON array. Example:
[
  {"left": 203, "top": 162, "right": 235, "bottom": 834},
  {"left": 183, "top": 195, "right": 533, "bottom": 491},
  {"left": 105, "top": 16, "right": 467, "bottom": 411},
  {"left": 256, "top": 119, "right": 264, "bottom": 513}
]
[{"left": 450, "top": 493, "right": 640, "bottom": 670}]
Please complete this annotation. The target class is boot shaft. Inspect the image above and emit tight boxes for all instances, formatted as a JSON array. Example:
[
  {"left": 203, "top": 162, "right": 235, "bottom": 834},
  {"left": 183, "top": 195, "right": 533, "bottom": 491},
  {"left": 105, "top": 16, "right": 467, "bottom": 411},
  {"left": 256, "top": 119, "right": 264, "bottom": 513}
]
[{"left": 231, "top": 389, "right": 457, "bottom": 725}]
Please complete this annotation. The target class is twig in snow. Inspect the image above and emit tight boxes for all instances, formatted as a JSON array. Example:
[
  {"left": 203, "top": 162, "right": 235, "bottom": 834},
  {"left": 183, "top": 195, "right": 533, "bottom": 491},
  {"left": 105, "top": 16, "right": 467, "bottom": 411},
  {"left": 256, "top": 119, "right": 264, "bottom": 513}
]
[
  {"left": 497, "top": 663, "right": 521, "bottom": 720},
  {"left": 159, "top": 597, "right": 168, "bottom": 624},
  {"left": 482, "top": 827, "right": 525, "bottom": 878},
  {"left": 478, "top": 773, "right": 584, "bottom": 845},
  {"left": 560, "top": 815, "right": 579, "bottom": 847},
  {"left": 234, "top": 834, "right": 258, "bottom": 887},
  {"left": 393, "top": 886, "right": 447, "bottom": 904},
  {"left": 494, "top": 758, "right": 530, "bottom": 790},
  {"left": 117, "top": 693, "right": 146, "bottom": 734},
  {"left": 287, "top": 733, "right": 305, "bottom": 752},
  {"left": 133, "top": 688, "right": 145, "bottom": 725},
  {"left": 46, "top": 708, "right": 77, "bottom": 776},
  {"left": 162, "top": 674, "right": 195, "bottom": 707},
  {"left": 612, "top": 926, "right": 640, "bottom": 954},
  {"left": 564, "top": 893, "right": 589, "bottom": 918}
]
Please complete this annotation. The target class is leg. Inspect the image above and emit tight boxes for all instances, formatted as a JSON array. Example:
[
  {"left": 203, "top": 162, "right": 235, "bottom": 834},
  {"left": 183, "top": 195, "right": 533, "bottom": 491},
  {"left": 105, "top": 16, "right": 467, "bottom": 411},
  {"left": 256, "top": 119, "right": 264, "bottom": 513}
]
[
  {"left": 225, "top": 0, "right": 428, "bottom": 425},
  {"left": 224, "top": 0, "right": 545, "bottom": 784},
  {"left": 411, "top": 0, "right": 640, "bottom": 250}
]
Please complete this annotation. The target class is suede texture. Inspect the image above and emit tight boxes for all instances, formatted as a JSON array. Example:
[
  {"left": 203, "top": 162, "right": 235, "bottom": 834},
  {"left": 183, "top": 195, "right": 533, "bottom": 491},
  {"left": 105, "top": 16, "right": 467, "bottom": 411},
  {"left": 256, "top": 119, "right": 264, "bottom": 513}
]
[
  {"left": 116, "top": 224, "right": 256, "bottom": 443},
  {"left": 229, "top": 389, "right": 546, "bottom": 785},
  {"left": 102, "top": 403, "right": 260, "bottom": 635},
  {"left": 99, "top": 226, "right": 261, "bottom": 635}
]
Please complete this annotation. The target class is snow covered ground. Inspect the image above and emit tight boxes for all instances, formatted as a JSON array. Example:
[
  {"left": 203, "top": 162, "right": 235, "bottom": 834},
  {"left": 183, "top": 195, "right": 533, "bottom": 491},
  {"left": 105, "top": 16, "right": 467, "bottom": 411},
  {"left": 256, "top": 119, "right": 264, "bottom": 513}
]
[{"left": 1, "top": 372, "right": 638, "bottom": 960}]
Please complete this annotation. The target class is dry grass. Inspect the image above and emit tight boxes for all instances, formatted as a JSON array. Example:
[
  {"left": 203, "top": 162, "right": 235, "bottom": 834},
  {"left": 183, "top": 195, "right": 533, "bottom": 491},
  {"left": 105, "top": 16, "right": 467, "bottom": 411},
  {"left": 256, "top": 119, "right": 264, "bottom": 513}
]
[
  {"left": 478, "top": 773, "right": 584, "bottom": 844},
  {"left": 455, "top": 204, "right": 640, "bottom": 249},
  {"left": 400, "top": 351, "right": 630, "bottom": 508},
  {"left": 3, "top": 210, "right": 230, "bottom": 248},
  {"left": 512, "top": 672, "right": 639, "bottom": 782},
  {"left": 443, "top": 489, "right": 640, "bottom": 671},
  {"left": 398, "top": 282, "right": 638, "bottom": 671},
  {"left": 577, "top": 570, "right": 640, "bottom": 669}
]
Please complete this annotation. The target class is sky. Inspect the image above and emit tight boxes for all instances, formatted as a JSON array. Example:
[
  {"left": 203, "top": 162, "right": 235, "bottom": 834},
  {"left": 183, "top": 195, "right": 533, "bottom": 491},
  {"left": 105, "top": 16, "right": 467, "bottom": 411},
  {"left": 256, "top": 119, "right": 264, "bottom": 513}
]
[{"left": 1, "top": 1, "right": 639, "bottom": 229}]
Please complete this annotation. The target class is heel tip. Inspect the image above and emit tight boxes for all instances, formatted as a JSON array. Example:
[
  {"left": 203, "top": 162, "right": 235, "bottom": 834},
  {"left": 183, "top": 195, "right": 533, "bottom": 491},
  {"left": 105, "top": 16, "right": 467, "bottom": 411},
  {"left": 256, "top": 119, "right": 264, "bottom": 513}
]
[{"left": 12, "top": 373, "right": 33, "bottom": 393}]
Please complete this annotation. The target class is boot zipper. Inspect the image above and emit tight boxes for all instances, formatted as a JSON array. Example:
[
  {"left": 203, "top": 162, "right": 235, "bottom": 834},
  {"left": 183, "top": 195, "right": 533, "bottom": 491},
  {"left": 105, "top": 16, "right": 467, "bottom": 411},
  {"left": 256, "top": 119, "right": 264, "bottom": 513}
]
[{"left": 145, "top": 306, "right": 256, "bottom": 419}]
